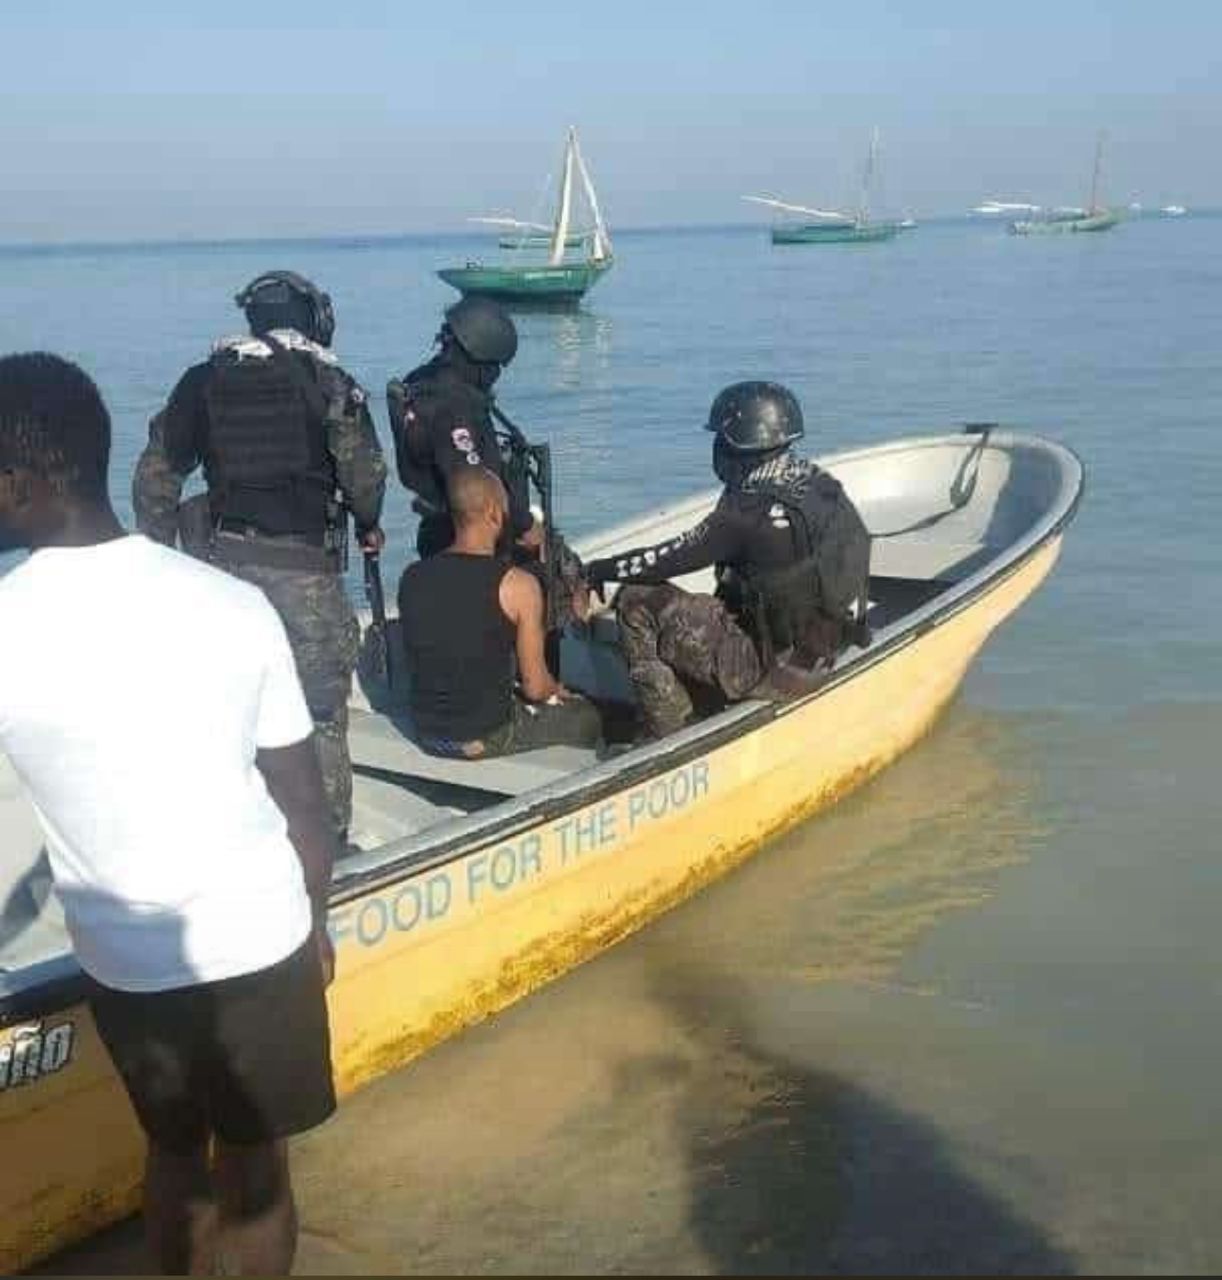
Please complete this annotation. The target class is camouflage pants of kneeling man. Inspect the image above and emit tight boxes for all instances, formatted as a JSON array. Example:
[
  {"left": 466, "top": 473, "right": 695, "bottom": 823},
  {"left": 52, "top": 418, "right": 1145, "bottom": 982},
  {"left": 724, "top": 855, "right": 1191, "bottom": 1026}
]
[{"left": 615, "top": 584, "right": 762, "bottom": 739}]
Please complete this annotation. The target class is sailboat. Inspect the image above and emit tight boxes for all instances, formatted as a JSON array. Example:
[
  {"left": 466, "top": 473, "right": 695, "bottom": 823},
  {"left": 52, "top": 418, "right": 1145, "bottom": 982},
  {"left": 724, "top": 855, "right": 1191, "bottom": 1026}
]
[
  {"left": 1010, "top": 133, "right": 1121, "bottom": 235},
  {"left": 438, "top": 127, "right": 614, "bottom": 304},
  {"left": 744, "top": 128, "right": 901, "bottom": 244}
]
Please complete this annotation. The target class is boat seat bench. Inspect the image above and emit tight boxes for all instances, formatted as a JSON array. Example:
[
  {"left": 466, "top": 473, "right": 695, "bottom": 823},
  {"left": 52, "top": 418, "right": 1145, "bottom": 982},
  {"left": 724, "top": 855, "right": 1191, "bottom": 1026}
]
[{"left": 348, "top": 708, "right": 602, "bottom": 797}]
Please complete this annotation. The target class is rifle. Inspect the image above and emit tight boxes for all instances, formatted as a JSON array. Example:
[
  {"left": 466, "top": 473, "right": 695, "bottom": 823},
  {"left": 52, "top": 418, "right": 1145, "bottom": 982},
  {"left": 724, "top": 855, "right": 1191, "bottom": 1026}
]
[
  {"left": 362, "top": 548, "right": 396, "bottom": 690},
  {"left": 337, "top": 493, "right": 393, "bottom": 690},
  {"left": 490, "top": 404, "right": 584, "bottom": 636}
]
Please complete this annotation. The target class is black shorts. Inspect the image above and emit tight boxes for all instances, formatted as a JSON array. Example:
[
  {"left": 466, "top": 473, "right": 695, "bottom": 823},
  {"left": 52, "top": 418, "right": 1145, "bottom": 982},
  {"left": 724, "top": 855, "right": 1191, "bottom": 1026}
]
[{"left": 89, "top": 936, "right": 336, "bottom": 1152}]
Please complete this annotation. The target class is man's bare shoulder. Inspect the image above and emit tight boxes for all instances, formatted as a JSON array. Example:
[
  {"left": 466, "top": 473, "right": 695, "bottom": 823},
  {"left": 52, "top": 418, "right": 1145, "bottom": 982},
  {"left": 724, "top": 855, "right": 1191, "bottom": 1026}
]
[{"left": 499, "top": 564, "right": 543, "bottom": 620}]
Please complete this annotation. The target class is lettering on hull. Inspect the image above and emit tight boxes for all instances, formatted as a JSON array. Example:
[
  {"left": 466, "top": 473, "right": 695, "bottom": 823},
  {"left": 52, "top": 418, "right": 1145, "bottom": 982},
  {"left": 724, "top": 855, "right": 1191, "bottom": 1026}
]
[
  {"left": 330, "top": 758, "right": 712, "bottom": 952},
  {"left": 0, "top": 1021, "right": 76, "bottom": 1091}
]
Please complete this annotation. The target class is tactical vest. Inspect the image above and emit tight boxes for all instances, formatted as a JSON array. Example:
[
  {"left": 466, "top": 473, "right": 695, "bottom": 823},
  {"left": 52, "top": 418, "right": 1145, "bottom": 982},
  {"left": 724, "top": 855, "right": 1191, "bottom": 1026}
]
[
  {"left": 729, "top": 468, "right": 871, "bottom": 666},
  {"left": 388, "top": 362, "right": 505, "bottom": 513},
  {"left": 202, "top": 340, "right": 333, "bottom": 541}
]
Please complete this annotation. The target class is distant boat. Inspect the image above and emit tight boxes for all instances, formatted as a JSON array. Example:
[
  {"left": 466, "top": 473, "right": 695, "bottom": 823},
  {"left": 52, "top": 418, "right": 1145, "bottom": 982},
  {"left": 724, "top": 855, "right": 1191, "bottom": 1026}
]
[
  {"left": 745, "top": 128, "right": 902, "bottom": 244},
  {"left": 1010, "top": 133, "right": 1120, "bottom": 236},
  {"left": 899, "top": 216, "right": 918, "bottom": 230},
  {"left": 439, "top": 127, "right": 614, "bottom": 304},
  {"left": 1160, "top": 204, "right": 1187, "bottom": 217},
  {"left": 971, "top": 200, "right": 1042, "bottom": 216},
  {"left": 468, "top": 217, "right": 588, "bottom": 251}
]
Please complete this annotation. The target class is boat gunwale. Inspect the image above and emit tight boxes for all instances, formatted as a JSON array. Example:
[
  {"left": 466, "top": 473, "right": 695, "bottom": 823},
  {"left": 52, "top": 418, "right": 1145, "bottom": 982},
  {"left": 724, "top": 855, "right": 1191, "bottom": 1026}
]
[{"left": 0, "top": 430, "right": 1083, "bottom": 1025}]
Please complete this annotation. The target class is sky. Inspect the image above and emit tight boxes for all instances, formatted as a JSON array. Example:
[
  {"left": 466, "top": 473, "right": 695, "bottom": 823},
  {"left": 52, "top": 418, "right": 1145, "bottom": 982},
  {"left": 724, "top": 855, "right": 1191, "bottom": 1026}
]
[{"left": 1, "top": 0, "right": 1217, "bottom": 243}]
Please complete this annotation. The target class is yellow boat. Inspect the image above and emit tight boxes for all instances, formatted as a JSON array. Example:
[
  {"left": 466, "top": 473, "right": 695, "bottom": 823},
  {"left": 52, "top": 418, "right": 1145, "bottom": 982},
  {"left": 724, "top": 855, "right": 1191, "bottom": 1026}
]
[{"left": 0, "top": 427, "right": 1082, "bottom": 1271}]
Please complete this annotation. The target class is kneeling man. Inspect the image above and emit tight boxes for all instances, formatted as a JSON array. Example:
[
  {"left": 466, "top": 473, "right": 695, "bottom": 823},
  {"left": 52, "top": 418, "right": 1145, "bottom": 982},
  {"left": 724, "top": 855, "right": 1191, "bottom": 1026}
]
[
  {"left": 584, "top": 382, "right": 870, "bottom": 740},
  {"left": 399, "top": 466, "right": 602, "bottom": 757}
]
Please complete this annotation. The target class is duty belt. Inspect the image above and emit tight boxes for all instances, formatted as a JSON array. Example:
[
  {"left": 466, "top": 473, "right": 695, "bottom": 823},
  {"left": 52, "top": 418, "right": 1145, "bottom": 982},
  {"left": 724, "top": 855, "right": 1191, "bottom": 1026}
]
[{"left": 212, "top": 522, "right": 340, "bottom": 573}]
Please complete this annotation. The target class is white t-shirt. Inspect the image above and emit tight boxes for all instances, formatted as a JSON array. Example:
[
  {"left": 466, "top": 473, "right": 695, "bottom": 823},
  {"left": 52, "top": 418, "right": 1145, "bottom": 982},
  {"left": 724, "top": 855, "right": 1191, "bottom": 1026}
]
[{"left": 0, "top": 535, "right": 316, "bottom": 992}]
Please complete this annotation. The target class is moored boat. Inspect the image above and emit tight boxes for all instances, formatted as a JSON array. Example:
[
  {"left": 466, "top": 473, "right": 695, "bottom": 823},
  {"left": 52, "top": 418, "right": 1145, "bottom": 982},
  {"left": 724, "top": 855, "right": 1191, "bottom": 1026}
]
[
  {"left": 1010, "top": 132, "right": 1120, "bottom": 235},
  {"left": 1010, "top": 208, "right": 1121, "bottom": 235},
  {"left": 437, "top": 258, "right": 612, "bottom": 303},
  {"left": 746, "top": 127, "right": 902, "bottom": 246},
  {"left": 0, "top": 427, "right": 1083, "bottom": 1271},
  {"left": 770, "top": 219, "right": 900, "bottom": 244},
  {"left": 440, "top": 127, "right": 614, "bottom": 306}
]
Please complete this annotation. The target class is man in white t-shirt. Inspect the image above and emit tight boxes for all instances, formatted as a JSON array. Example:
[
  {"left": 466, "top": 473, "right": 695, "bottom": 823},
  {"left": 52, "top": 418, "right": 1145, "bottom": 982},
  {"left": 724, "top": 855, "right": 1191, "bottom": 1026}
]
[{"left": 0, "top": 353, "right": 337, "bottom": 1274}]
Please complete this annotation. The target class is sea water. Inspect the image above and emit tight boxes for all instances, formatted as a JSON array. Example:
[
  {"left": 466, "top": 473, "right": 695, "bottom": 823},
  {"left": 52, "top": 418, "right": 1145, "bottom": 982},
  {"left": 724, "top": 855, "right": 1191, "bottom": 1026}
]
[{"left": 7, "top": 215, "right": 1222, "bottom": 1273}]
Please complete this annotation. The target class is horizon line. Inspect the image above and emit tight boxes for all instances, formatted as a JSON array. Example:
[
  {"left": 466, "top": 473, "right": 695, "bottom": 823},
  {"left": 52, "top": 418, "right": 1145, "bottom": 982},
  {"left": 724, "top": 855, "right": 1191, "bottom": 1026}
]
[{"left": 1, "top": 207, "right": 1213, "bottom": 255}]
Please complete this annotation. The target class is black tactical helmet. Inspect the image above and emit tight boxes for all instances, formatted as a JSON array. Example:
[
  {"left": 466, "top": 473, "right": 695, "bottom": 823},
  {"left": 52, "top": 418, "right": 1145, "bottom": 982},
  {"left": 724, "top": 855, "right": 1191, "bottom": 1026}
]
[
  {"left": 443, "top": 296, "right": 518, "bottom": 366},
  {"left": 235, "top": 270, "right": 336, "bottom": 347},
  {"left": 705, "top": 381, "right": 805, "bottom": 452}
]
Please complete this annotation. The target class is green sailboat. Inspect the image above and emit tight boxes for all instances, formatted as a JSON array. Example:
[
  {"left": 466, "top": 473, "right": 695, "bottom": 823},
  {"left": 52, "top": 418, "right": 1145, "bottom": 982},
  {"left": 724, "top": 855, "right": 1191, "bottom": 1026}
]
[
  {"left": 1010, "top": 133, "right": 1121, "bottom": 236},
  {"left": 439, "top": 128, "right": 614, "bottom": 305},
  {"left": 745, "top": 128, "right": 901, "bottom": 245}
]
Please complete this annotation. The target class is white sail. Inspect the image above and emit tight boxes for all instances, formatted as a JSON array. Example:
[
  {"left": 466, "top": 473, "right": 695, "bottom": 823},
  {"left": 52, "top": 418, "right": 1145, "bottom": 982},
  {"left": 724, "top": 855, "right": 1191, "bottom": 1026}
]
[
  {"left": 469, "top": 216, "right": 553, "bottom": 232},
  {"left": 743, "top": 195, "right": 851, "bottom": 221},
  {"left": 571, "top": 129, "right": 612, "bottom": 261},
  {"left": 973, "top": 200, "right": 1042, "bottom": 214},
  {"left": 549, "top": 129, "right": 576, "bottom": 266}
]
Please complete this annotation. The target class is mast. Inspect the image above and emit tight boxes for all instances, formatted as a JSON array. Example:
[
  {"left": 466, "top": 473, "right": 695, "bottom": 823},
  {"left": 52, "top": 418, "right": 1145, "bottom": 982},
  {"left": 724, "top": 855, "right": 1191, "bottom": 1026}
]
[
  {"left": 549, "top": 128, "right": 576, "bottom": 266},
  {"left": 1088, "top": 130, "right": 1106, "bottom": 214},
  {"left": 571, "top": 130, "right": 611, "bottom": 262},
  {"left": 857, "top": 127, "right": 880, "bottom": 224}
]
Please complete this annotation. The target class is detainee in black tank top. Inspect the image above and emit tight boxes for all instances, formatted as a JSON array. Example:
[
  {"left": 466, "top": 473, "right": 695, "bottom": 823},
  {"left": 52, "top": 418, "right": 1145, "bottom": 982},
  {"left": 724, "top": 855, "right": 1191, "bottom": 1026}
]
[
  {"left": 398, "top": 553, "right": 515, "bottom": 743},
  {"left": 398, "top": 466, "right": 601, "bottom": 759}
]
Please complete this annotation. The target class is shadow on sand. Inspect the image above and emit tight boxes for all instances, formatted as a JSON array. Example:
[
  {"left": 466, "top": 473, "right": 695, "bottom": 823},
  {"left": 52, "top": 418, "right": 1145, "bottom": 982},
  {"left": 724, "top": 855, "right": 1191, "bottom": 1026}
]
[{"left": 675, "top": 1036, "right": 1073, "bottom": 1275}]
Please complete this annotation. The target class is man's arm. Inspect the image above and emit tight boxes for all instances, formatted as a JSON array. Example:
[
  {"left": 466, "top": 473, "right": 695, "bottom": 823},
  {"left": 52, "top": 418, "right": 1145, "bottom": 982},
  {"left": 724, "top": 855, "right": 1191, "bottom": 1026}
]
[
  {"left": 584, "top": 504, "right": 742, "bottom": 590},
  {"left": 132, "top": 366, "right": 208, "bottom": 546},
  {"left": 251, "top": 599, "right": 338, "bottom": 980},
  {"left": 328, "top": 371, "right": 387, "bottom": 544},
  {"left": 500, "top": 567, "right": 562, "bottom": 703},
  {"left": 256, "top": 739, "right": 336, "bottom": 942}
]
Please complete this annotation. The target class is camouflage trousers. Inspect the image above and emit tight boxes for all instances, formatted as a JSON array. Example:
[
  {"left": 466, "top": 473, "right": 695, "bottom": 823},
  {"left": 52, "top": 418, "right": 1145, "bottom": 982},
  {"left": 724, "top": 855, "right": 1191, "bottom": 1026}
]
[
  {"left": 615, "top": 584, "right": 762, "bottom": 739},
  {"left": 217, "top": 559, "right": 361, "bottom": 836}
]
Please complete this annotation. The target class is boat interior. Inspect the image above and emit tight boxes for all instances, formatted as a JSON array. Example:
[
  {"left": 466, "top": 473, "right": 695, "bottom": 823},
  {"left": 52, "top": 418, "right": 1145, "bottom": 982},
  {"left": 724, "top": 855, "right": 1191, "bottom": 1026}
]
[{"left": 0, "top": 430, "right": 1079, "bottom": 995}]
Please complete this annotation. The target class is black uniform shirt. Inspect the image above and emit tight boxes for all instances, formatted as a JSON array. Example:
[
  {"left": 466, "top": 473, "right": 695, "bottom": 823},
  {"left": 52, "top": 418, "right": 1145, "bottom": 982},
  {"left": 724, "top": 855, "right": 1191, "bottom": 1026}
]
[
  {"left": 585, "top": 482, "right": 815, "bottom": 589},
  {"left": 392, "top": 357, "right": 533, "bottom": 538}
]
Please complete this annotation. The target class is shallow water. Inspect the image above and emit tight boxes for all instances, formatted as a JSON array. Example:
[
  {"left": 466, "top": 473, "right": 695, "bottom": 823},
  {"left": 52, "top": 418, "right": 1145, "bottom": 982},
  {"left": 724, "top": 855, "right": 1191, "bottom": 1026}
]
[{"left": 6, "top": 214, "right": 1222, "bottom": 1272}]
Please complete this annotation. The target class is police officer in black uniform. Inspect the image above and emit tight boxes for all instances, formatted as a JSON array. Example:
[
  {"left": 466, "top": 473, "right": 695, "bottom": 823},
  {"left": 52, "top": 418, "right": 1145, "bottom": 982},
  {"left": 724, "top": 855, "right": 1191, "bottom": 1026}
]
[
  {"left": 132, "top": 270, "right": 387, "bottom": 841},
  {"left": 387, "top": 296, "right": 542, "bottom": 559},
  {"left": 583, "top": 381, "right": 871, "bottom": 739}
]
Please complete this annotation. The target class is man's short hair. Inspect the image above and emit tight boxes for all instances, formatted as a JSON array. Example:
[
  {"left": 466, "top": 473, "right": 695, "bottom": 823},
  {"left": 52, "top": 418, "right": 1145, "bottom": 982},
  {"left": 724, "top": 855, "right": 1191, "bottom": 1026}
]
[
  {"left": 0, "top": 353, "right": 111, "bottom": 501},
  {"left": 448, "top": 466, "right": 507, "bottom": 529}
]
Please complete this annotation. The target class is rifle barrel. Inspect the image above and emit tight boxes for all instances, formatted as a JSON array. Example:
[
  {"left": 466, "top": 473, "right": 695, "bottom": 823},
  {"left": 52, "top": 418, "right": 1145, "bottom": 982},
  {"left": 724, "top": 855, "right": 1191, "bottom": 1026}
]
[{"left": 363, "top": 552, "right": 395, "bottom": 688}]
